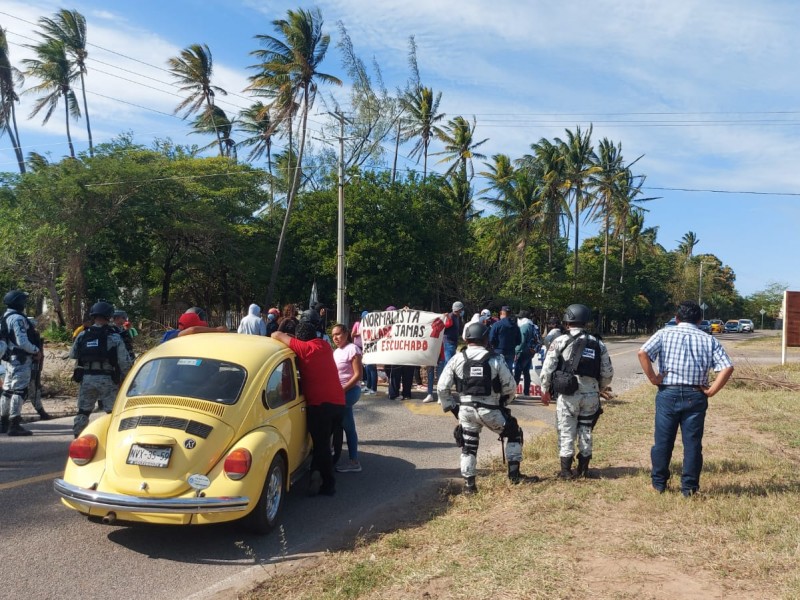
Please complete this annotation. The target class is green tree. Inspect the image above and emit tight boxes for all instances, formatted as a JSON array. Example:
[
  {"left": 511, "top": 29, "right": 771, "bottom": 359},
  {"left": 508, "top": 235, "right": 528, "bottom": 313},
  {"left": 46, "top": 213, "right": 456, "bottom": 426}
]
[
  {"left": 167, "top": 43, "right": 228, "bottom": 156},
  {"left": 434, "top": 115, "right": 488, "bottom": 179},
  {"left": 21, "top": 37, "right": 79, "bottom": 158},
  {"left": 0, "top": 27, "right": 25, "bottom": 173},
  {"left": 247, "top": 7, "right": 341, "bottom": 305},
  {"left": 555, "top": 125, "right": 599, "bottom": 289},
  {"left": 38, "top": 9, "right": 93, "bottom": 156},
  {"left": 400, "top": 85, "right": 445, "bottom": 180},
  {"left": 238, "top": 101, "right": 277, "bottom": 208}
]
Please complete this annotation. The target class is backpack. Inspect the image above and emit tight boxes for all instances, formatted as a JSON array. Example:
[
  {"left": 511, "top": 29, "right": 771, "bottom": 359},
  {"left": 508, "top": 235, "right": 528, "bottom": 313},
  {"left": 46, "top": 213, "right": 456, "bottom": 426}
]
[
  {"left": 528, "top": 323, "right": 542, "bottom": 355},
  {"left": 0, "top": 314, "right": 9, "bottom": 361}
]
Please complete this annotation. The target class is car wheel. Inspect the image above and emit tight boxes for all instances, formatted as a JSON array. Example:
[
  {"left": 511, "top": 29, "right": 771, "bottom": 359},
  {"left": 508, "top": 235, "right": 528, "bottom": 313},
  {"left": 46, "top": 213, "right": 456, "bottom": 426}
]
[{"left": 246, "top": 453, "right": 286, "bottom": 535}]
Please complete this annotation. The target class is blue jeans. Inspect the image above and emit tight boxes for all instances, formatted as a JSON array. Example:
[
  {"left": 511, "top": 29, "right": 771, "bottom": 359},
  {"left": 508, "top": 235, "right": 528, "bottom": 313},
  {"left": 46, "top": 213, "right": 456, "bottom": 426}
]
[
  {"left": 341, "top": 387, "right": 361, "bottom": 460},
  {"left": 426, "top": 360, "right": 445, "bottom": 395},
  {"left": 513, "top": 352, "right": 532, "bottom": 395},
  {"left": 364, "top": 364, "right": 378, "bottom": 392},
  {"left": 651, "top": 386, "right": 708, "bottom": 495},
  {"left": 444, "top": 340, "right": 458, "bottom": 363}
]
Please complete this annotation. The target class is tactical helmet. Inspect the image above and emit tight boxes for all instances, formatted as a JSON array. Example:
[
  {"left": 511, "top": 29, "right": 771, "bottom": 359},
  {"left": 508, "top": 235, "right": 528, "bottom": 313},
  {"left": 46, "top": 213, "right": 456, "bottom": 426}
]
[
  {"left": 464, "top": 322, "right": 489, "bottom": 343},
  {"left": 563, "top": 304, "right": 592, "bottom": 324},
  {"left": 3, "top": 290, "right": 28, "bottom": 311},
  {"left": 185, "top": 306, "right": 208, "bottom": 322},
  {"left": 112, "top": 310, "right": 128, "bottom": 320},
  {"left": 89, "top": 301, "right": 114, "bottom": 318}
]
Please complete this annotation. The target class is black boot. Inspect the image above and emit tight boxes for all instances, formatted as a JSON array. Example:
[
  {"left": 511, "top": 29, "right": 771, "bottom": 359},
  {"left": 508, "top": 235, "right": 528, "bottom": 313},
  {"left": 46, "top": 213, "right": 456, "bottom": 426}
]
[
  {"left": 37, "top": 408, "right": 52, "bottom": 421},
  {"left": 576, "top": 453, "right": 595, "bottom": 478},
  {"left": 8, "top": 416, "right": 32, "bottom": 437},
  {"left": 558, "top": 455, "right": 574, "bottom": 480},
  {"left": 0, "top": 415, "right": 8, "bottom": 434},
  {"left": 464, "top": 476, "right": 478, "bottom": 495},
  {"left": 508, "top": 461, "right": 521, "bottom": 484}
]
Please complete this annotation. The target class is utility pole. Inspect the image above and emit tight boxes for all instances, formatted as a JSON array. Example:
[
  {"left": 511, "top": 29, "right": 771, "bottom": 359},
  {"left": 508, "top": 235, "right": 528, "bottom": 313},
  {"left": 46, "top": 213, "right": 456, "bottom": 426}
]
[{"left": 330, "top": 111, "right": 348, "bottom": 326}]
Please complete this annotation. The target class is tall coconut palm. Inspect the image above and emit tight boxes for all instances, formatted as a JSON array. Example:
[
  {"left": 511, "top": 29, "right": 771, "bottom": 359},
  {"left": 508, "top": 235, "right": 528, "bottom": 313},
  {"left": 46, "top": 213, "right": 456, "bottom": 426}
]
[
  {"left": 481, "top": 155, "right": 539, "bottom": 282},
  {"left": 38, "top": 9, "right": 92, "bottom": 156},
  {"left": 247, "top": 7, "right": 341, "bottom": 306},
  {"left": 238, "top": 101, "right": 277, "bottom": 209},
  {"left": 191, "top": 105, "right": 236, "bottom": 158},
  {"left": 518, "top": 138, "right": 568, "bottom": 266},
  {"left": 168, "top": 43, "right": 228, "bottom": 156},
  {"left": 400, "top": 85, "right": 445, "bottom": 179},
  {"left": 22, "top": 38, "right": 79, "bottom": 158},
  {"left": 588, "top": 138, "right": 626, "bottom": 294},
  {"left": 555, "top": 125, "right": 599, "bottom": 289},
  {"left": 433, "top": 115, "right": 488, "bottom": 179},
  {"left": 613, "top": 171, "right": 657, "bottom": 284},
  {"left": 0, "top": 27, "right": 25, "bottom": 173},
  {"left": 677, "top": 231, "right": 700, "bottom": 259}
]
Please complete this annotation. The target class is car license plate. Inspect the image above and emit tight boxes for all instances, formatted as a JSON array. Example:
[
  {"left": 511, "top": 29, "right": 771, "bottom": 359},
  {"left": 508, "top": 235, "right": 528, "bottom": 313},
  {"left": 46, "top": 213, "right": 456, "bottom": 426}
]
[{"left": 127, "top": 444, "right": 172, "bottom": 468}]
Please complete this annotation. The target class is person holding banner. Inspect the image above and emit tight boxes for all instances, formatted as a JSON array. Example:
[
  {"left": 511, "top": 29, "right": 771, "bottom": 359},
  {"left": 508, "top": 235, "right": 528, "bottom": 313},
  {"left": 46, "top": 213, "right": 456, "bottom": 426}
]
[
  {"left": 443, "top": 301, "right": 465, "bottom": 363},
  {"left": 437, "top": 322, "right": 527, "bottom": 494}
]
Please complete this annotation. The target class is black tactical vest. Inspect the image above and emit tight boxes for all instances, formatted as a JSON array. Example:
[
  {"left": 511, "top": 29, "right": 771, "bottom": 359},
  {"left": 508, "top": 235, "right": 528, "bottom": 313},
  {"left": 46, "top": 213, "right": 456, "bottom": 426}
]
[
  {"left": 568, "top": 333, "right": 602, "bottom": 379},
  {"left": 456, "top": 348, "right": 501, "bottom": 396},
  {"left": 78, "top": 326, "right": 114, "bottom": 366}
]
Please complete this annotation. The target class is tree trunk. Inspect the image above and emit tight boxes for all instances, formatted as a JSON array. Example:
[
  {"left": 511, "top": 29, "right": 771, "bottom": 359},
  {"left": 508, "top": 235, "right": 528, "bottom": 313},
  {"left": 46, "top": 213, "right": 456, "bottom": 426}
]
[
  {"left": 63, "top": 89, "right": 75, "bottom": 158},
  {"left": 392, "top": 119, "right": 401, "bottom": 184},
  {"left": 266, "top": 140, "right": 274, "bottom": 213},
  {"left": 601, "top": 209, "right": 609, "bottom": 294},
  {"left": 266, "top": 89, "right": 308, "bottom": 306},
  {"left": 572, "top": 187, "right": 580, "bottom": 290},
  {"left": 79, "top": 71, "right": 93, "bottom": 157}
]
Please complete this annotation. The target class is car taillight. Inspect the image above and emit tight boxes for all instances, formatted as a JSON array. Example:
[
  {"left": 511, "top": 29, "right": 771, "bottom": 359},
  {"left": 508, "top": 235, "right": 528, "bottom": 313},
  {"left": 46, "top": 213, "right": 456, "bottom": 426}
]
[
  {"left": 224, "top": 448, "right": 252, "bottom": 480},
  {"left": 69, "top": 435, "right": 98, "bottom": 466}
]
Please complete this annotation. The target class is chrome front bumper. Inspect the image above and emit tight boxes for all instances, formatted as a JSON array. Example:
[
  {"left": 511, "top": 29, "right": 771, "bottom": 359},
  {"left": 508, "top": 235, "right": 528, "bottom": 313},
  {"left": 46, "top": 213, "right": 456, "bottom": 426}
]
[{"left": 53, "top": 479, "right": 250, "bottom": 514}]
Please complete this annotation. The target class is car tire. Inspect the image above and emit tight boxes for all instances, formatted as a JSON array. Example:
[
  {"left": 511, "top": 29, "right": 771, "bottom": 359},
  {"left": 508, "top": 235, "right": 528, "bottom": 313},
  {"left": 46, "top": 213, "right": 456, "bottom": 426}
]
[{"left": 246, "top": 453, "right": 286, "bottom": 535}]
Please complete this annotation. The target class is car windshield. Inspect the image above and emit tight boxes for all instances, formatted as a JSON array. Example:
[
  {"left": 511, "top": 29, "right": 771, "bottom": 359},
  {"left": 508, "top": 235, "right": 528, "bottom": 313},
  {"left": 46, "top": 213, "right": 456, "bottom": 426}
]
[
  {"left": 701, "top": 321, "right": 710, "bottom": 326},
  {"left": 740, "top": 320, "right": 753, "bottom": 324},
  {"left": 126, "top": 357, "right": 247, "bottom": 405}
]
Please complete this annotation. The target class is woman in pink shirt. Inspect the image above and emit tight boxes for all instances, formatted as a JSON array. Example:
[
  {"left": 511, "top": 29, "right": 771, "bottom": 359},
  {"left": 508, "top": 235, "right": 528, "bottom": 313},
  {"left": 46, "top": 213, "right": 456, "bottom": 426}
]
[{"left": 331, "top": 323, "right": 363, "bottom": 472}]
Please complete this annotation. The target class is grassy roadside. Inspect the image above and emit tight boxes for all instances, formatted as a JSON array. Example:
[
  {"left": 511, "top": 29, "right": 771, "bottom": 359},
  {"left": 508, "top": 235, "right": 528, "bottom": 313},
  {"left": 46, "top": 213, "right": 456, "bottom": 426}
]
[{"left": 242, "top": 364, "right": 800, "bottom": 600}]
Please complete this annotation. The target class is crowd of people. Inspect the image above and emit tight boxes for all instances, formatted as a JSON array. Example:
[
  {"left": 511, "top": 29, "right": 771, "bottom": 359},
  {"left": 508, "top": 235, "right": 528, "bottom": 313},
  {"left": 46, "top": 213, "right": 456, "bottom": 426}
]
[{"left": 0, "top": 291, "right": 733, "bottom": 500}]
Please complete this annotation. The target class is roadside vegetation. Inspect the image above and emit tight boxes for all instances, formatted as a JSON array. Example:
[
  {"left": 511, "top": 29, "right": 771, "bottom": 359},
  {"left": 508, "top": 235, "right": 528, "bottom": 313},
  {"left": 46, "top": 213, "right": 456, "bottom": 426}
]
[
  {"left": 242, "top": 364, "right": 800, "bottom": 600},
  {"left": 0, "top": 8, "right": 784, "bottom": 332}
]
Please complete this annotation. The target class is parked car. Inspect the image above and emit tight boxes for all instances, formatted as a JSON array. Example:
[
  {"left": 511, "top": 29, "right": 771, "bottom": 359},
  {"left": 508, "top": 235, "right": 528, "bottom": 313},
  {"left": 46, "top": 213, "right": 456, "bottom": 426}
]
[
  {"left": 664, "top": 318, "right": 677, "bottom": 328},
  {"left": 54, "top": 333, "right": 311, "bottom": 534},
  {"left": 699, "top": 320, "right": 711, "bottom": 333},
  {"left": 738, "top": 318, "right": 754, "bottom": 333},
  {"left": 724, "top": 320, "right": 740, "bottom": 333},
  {"left": 709, "top": 319, "right": 724, "bottom": 334}
]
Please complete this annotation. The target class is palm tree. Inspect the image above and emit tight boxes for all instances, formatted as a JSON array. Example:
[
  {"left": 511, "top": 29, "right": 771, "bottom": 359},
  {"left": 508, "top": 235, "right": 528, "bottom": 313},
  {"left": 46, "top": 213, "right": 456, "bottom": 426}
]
[
  {"left": 518, "top": 138, "right": 568, "bottom": 266},
  {"left": 481, "top": 155, "right": 539, "bottom": 282},
  {"left": 433, "top": 115, "right": 488, "bottom": 178},
  {"left": 191, "top": 105, "right": 236, "bottom": 158},
  {"left": 247, "top": 7, "right": 341, "bottom": 305},
  {"left": 239, "top": 101, "right": 277, "bottom": 209},
  {"left": 555, "top": 125, "right": 599, "bottom": 289},
  {"left": 168, "top": 43, "right": 228, "bottom": 156},
  {"left": 588, "top": 138, "right": 626, "bottom": 294},
  {"left": 678, "top": 231, "right": 700, "bottom": 259},
  {"left": 613, "top": 171, "right": 657, "bottom": 284},
  {"left": 22, "top": 38, "right": 79, "bottom": 158},
  {"left": 400, "top": 85, "right": 445, "bottom": 179},
  {"left": 0, "top": 27, "right": 25, "bottom": 173},
  {"left": 38, "top": 9, "right": 92, "bottom": 157}
]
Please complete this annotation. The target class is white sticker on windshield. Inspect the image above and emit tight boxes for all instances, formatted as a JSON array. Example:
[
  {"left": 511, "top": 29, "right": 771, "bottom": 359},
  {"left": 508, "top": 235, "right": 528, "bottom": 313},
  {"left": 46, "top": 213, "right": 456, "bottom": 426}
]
[{"left": 177, "top": 358, "right": 202, "bottom": 366}]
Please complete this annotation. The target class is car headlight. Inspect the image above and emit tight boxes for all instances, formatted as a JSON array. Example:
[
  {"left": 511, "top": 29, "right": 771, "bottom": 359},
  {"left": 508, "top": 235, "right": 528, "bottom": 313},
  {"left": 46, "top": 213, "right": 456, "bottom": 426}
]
[
  {"left": 69, "top": 435, "right": 99, "bottom": 466},
  {"left": 223, "top": 448, "right": 252, "bottom": 480}
]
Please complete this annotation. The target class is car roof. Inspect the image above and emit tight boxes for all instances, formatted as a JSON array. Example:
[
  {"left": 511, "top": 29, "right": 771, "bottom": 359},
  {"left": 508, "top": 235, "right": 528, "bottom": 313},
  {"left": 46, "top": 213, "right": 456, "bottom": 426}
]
[{"left": 142, "top": 332, "right": 290, "bottom": 372}]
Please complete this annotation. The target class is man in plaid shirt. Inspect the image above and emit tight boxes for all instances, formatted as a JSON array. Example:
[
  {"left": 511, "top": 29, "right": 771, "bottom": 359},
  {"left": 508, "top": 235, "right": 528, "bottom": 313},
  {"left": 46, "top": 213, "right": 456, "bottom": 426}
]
[{"left": 638, "top": 300, "right": 734, "bottom": 496}]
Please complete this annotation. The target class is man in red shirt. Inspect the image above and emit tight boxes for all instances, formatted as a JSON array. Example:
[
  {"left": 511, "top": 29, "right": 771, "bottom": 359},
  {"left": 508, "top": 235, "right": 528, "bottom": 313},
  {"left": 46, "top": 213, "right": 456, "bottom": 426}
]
[{"left": 272, "top": 311, "right": 345, "bottom": 496}]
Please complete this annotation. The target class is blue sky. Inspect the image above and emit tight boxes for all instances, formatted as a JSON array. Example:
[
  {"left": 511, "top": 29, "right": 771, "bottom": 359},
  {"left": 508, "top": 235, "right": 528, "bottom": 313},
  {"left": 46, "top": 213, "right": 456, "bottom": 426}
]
[{"left": 2, "top": 0, "right": 799, "bottom": 296}]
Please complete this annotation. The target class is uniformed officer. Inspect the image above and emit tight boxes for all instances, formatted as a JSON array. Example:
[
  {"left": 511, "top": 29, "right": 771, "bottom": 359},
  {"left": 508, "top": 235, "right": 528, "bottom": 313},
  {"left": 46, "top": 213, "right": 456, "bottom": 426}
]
[
  {"left": 0, "top": 290, "right": 39, "bottom": 436},
  {"left": 437, "top": 322, "right": 527, "bottom": 494},
  {"left": 26, "top": 317, "right": 51, "bottom": 421},
  {"left": 540, "top": 304, "right": 613, "bottom": 479},
  {"left": 70, "top": 301, "right": 132, "bottom": 438}
]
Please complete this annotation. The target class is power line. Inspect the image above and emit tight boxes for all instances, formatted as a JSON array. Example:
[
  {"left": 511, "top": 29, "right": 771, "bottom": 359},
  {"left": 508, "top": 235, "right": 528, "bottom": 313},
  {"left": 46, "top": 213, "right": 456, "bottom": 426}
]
[{"left": 644, "top": 186, "right": 800, "bottom": 197}]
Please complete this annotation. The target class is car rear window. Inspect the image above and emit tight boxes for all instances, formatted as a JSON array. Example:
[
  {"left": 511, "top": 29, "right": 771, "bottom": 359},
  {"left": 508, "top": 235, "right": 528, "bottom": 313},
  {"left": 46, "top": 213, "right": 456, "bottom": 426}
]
[{"left": 126, "top": 357, "right": 246, "bottom": 405}]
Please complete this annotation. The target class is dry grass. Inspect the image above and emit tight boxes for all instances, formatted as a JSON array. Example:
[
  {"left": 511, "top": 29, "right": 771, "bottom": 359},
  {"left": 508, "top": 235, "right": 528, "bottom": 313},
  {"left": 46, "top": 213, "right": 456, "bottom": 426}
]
[{"left": 241, "top": 365, "right": 800, "bottom": 600}]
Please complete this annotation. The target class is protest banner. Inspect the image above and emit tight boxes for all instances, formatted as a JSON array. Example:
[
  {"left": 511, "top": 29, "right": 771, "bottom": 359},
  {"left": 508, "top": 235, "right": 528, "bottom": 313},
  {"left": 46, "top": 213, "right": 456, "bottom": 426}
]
[{"left": 361, "top": 309, "right": 446, "bottom": 366}]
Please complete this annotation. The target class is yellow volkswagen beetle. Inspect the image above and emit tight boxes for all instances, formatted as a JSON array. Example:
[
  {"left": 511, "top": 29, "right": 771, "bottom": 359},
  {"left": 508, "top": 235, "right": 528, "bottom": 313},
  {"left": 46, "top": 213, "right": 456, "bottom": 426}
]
[{"left": 54, "top": 333, "right": 310, "bottom": 534}]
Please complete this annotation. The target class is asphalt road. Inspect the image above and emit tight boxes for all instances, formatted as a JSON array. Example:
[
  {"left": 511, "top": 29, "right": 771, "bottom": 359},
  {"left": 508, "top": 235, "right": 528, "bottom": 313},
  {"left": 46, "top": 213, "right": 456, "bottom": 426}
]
[{"left": 0, "top": 334, "right": 753, "bottom": 599}]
